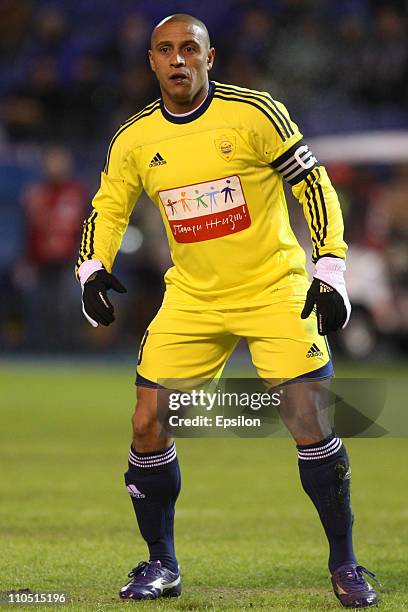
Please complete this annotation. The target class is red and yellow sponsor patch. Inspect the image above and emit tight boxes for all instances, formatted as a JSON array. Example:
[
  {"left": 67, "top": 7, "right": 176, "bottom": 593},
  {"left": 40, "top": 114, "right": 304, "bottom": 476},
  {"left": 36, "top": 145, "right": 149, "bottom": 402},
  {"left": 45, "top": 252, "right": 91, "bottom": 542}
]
[{"left": 159, "top": 175, "right": 251, "bottom": 243}]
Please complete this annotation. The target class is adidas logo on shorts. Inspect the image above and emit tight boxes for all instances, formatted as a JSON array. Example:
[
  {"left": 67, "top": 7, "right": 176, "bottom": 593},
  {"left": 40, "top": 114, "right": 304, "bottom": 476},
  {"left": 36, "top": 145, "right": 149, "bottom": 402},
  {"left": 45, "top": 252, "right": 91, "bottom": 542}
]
[
  {"left": 149, "top": 152, "right": 167, "bottom": 167},
  {"left": 306, "top": 343, "right": 323, "bottom": 358}
]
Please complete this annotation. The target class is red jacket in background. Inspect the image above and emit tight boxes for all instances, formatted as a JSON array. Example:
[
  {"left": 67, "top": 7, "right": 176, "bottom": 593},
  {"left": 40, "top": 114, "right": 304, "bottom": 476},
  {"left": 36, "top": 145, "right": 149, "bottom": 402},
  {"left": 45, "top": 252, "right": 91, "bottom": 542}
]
[{"left": 24, "top": 181, "right": 87, "bottom": 264}]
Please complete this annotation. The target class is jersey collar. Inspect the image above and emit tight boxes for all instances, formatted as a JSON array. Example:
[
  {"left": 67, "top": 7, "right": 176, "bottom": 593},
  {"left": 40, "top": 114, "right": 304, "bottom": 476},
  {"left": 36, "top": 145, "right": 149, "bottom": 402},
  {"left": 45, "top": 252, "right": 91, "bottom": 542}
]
[{"left": 160, "top": 81, "right": 215, "bottom": 124}]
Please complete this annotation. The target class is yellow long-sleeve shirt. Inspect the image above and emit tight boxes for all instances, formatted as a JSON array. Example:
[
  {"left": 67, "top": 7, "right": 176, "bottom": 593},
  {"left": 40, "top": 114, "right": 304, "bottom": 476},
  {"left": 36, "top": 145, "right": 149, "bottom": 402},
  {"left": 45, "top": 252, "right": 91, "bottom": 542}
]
[{"left": 76, "top": 81, "right": 347, "bottom": 309}]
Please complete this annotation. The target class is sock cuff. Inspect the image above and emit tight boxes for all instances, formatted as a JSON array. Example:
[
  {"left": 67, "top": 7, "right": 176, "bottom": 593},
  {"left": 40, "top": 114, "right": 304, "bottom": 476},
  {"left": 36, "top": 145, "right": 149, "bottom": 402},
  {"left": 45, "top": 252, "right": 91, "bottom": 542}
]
[
  {"left": 297, "top": 435, "right": 343, "bottom": 462},
  {"left": 128, "top": 442, "right": 177, "bottom": 469}
]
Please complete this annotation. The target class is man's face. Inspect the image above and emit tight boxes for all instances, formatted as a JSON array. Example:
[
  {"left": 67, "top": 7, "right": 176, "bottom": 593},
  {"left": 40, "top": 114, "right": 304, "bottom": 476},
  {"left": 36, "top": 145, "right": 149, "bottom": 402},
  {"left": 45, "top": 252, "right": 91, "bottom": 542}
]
[{"left": 149, "top": 20, "right": 215, "bottom": 104}]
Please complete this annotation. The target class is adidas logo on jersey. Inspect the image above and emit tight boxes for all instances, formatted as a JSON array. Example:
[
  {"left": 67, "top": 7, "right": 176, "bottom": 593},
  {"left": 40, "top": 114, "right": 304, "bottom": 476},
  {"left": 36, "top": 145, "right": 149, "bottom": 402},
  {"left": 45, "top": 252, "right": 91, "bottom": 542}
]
[
  {"left": 126, "top": 484, "right": 146, "bottom": 498},
  {"left": 149, "top": 152, "right": 167, "bottom": 167},
  {"left": 306, "top": 343, "right": 323, "bottom": 358}
]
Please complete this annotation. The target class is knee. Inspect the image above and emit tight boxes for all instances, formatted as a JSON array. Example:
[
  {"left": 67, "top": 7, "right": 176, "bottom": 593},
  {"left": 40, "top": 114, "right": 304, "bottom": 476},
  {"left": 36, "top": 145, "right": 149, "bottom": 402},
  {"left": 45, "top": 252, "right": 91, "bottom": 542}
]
[
  {"left": 131, "top": 386, "right": 172, "bottom": 451},
  {"left": 131, "top": 408, "right": 157, "bottom": 439}
]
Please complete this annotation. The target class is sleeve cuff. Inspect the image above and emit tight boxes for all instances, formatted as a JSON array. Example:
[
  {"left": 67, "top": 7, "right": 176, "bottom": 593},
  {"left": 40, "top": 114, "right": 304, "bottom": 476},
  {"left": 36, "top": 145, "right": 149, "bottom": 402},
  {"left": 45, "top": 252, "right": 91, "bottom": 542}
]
[
  {"left": 78, "top": 259, "right": 104, "bottom": 286},
  {"left": 314, "top": 256, "right": 351, "bottom": 328},
  {"left": 315, "top": 256, "right": 346, "bottom": 277}
]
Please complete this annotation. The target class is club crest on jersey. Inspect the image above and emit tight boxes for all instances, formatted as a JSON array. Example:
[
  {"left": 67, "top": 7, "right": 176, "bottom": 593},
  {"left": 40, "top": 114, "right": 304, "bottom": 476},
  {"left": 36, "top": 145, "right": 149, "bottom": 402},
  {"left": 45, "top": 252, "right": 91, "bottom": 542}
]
[{"left": 214, "top": 134, "right": 236, "bottom": 162}]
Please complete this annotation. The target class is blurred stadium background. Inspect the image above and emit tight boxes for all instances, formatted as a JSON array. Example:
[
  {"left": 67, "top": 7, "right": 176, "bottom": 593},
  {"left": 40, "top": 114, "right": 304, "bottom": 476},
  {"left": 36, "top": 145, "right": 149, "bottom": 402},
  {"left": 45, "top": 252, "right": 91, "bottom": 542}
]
[
  {"left": 1, "top": 2, "right": 408, "bottom": 609},
  {"left": 1, "top": 0, "right": 408, "bottom": 361}
]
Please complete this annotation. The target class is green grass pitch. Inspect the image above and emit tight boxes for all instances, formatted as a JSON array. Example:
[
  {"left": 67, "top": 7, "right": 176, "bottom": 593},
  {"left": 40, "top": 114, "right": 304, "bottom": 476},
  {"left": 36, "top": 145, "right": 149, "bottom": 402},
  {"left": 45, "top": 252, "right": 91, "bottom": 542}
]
[{"left": 1, "top": 362, "right": 407, "bottom": 611}]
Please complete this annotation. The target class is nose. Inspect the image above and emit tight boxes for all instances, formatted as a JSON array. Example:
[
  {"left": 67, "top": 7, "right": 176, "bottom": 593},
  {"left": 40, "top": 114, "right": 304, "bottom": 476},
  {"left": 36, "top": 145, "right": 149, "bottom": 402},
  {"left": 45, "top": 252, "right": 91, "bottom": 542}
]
[{"left": 170, "top": 52, "right": 185, "bottom": 67}]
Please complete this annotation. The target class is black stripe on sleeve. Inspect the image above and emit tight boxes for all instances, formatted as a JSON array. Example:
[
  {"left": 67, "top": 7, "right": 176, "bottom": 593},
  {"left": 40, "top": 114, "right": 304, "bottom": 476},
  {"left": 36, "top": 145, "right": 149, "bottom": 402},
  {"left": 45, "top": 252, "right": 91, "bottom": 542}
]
[
  {"left": 304, "top": 186, "right": 321, "bottom": 261},
  {"left": 315, "top": 168, "right": 328, "bottom": 246},
  {"left": 77, "top": 211, "right": 95, "bottom": 265},
  {"left": 305, "top": 175, "right": 322, "bottom": 246},
  {"left": 87, "top": 211, "right": 98, "bottom": 259},
  {"left": 215, "top": 85, "right": 294, "bottom": 139},
  {"left": 216, "top": 83, "right": 295, "bottom": 136},
  {"left": 268, "top": 98, "right": 295, "bottom": 137},
  {"left": 213, "top": 93, "right": 287, "bottom": 141},
  {"left": 77, "top": 221, "right": 89, "bottom": 265}
]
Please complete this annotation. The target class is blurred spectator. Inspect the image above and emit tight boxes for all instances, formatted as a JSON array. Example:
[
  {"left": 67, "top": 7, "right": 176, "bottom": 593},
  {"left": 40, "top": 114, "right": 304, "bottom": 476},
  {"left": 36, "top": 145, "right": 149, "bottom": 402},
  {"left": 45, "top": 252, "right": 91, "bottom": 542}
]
[
  {"left": 270, "top": 14, "right": 333, "bottom": 110},
  {"left": 0, "top": 156, "right": 38, "bottom": 349},
  {"left": 357, "top": 6, "right": 408, "bottom": 105},
  {"left": 21, "top": 147, "right": 88, "bottom": 349},
  {"left": 31, "top": 5, "right": 69, "bottom": 58},
  {"left": 114, "top": 65, "right": 158, "bottom": 126},
  {"left": 2, "top": 0, "right": 408, "bottom": 142},
  {"left": 332, "top": 16, "right": 365, "bottom": 102},
  {"left": 0, "top": 0, "right": 31, "bottom": 57},
  {"left": 223, "top": 7, "right": 274, "bottom": 89},
  {"left": 65, "top": 55, "right": 113, "bottom": 142},
  {"left": 3, "top": 56, "right": 67, "bottom": 141},
  {"left": 103, "top": 12, "right": 151, "bottom": 72},
  {"left": 234, "top": 8, "right": 274, "bottom": 70},
  {"left": 373, "top": 165, "right": 408, "bottom": 287}
]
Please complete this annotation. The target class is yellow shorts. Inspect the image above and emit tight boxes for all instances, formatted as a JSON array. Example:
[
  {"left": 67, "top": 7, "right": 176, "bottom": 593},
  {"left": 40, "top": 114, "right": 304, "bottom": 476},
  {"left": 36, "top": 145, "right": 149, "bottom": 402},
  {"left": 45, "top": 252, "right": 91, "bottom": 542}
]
[{"left": 136, "top": 297, "right": 332, "bottom": 387}]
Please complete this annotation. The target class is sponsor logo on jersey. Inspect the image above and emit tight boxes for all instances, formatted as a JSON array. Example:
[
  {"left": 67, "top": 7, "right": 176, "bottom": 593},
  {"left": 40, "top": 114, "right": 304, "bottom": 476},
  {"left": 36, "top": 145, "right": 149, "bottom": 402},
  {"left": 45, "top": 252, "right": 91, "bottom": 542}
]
[
  {"left": 159, "top": 175, "right": 251, "bottom": 243},
  {"left": 149, "top": 152, "right": 167, "bottom": 167}
]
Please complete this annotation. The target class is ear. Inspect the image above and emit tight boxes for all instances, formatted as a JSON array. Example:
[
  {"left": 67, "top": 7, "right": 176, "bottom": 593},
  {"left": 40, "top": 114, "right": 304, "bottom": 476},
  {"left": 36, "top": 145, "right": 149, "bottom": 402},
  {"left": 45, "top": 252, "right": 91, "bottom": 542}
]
[
  {"left": 148, "top": 49, "right": 156, "bottom": 73},
  {"left": 207, "top": 47, "right": 215, "bottom": 72}
]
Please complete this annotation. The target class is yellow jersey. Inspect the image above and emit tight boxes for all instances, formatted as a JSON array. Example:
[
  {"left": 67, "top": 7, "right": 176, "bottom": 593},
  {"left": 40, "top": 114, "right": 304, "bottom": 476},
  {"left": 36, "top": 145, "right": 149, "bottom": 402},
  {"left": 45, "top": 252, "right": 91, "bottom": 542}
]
[{"left": 76, "top": 81, "right": 347, "bottom": 309}]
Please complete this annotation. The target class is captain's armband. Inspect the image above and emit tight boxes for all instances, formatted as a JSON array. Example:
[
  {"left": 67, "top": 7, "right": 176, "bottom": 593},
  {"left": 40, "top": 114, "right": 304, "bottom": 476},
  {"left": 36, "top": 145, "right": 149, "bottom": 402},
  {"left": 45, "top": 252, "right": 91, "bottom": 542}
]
[{"left": 271, "top": 140, "right": 318, "bottom": 185}]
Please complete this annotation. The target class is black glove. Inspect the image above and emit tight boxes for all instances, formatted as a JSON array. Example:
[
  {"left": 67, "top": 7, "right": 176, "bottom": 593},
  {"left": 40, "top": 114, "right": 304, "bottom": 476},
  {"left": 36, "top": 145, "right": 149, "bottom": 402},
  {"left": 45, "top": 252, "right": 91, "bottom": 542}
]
[
  {"left": 82, "top": 269, "right": 127, "bottom": 327},
  {"left": 301, "top": 278, "right": 347, "bottom": 335}
]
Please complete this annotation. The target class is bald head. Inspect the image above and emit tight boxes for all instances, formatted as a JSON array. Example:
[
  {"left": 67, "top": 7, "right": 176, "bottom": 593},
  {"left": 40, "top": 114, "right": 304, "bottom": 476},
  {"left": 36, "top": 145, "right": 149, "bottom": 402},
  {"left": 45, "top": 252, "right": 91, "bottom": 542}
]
[
  {"left": 148, "top": 13, "right": 215, "bottom": 113},
  {"left": 151, "top": 13, "right": 210, "bottom": 49}
]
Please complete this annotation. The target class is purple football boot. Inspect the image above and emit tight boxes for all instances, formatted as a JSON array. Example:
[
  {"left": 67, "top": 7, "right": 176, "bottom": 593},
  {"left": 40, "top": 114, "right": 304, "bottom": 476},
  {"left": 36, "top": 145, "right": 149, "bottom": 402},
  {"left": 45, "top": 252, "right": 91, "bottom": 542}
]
[
  {"left": 119, "top": 560, "right": 181, "bottom": 600},
  {"left": 331, "top": 564, "right": 378, "bottom": 608}
]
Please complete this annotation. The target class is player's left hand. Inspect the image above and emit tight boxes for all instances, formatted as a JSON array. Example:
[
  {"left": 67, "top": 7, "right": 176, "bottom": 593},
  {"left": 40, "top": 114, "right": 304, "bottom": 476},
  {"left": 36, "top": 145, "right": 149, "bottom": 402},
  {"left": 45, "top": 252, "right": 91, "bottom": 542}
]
[
  {"left": 301, "top": 256, "right": 351, "bottom": 335},
  {"left": 82, "top": 269, "right": 127, "bottom": 328}
]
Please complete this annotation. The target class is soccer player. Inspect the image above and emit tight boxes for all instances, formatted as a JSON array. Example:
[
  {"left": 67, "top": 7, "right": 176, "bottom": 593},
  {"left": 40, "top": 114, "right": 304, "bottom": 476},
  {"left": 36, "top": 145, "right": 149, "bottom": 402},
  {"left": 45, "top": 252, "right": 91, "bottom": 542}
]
[{"left": 76, "top": 14, "right": 378, "bottom": 607}]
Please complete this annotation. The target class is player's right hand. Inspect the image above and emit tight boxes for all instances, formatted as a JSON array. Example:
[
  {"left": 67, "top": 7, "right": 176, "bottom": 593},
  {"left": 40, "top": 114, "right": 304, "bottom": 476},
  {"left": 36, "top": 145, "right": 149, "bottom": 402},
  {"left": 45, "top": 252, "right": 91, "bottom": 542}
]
[
  {"left": 81, "top": 269, "right": 127, "bottom": 327},
  {"left": 300, "top": 256, "right": 351, "bottom": 335}
]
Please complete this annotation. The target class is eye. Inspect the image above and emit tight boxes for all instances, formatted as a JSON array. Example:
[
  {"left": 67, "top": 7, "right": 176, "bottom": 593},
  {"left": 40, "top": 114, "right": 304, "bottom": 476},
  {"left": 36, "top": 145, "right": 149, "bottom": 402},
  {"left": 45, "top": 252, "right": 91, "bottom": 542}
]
[
  {"left": 185, "top": 46, "right": 195, "bottom": 53},
  {"left": 159, "top": 46, "right": 169, "bottom": 53}
]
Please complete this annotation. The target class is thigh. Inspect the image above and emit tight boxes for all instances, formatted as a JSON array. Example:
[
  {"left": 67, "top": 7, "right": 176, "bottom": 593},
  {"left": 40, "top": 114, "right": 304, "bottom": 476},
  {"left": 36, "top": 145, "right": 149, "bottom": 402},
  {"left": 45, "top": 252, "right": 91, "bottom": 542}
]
[
  {"left": 136, "top": 306, "right": 239, "bottom": 387},
  {"left": 246, "top": 299, "right": 332, "bottom": 382}
]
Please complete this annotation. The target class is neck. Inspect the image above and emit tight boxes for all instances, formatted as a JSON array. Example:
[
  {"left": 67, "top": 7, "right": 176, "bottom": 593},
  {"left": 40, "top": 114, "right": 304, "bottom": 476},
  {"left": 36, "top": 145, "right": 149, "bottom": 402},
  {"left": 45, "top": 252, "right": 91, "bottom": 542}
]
[{"left": 161, "top": 82, "right": 209, "bottom": 114}]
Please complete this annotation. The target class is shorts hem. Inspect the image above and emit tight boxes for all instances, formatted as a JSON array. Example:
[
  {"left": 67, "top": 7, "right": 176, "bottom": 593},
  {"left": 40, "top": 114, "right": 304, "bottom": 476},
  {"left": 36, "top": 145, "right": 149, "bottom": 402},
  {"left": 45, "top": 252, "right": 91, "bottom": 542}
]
[
  {"left": 135, "top": 372, "right": 160, "bottom": 388},
  {"left": 282, "top": 360, "right": 334, "bottom": 385}
]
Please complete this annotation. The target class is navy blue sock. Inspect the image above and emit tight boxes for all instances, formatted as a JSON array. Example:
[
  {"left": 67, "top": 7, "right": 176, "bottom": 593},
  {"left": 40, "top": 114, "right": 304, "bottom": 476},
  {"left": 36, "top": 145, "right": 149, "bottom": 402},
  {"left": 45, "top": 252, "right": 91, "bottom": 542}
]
[
  {"left": 297, "top": 434, "right": 357, "bottom": 573},
  {"left": 124, "top": 442, "right": 181, "bottom": 573}
]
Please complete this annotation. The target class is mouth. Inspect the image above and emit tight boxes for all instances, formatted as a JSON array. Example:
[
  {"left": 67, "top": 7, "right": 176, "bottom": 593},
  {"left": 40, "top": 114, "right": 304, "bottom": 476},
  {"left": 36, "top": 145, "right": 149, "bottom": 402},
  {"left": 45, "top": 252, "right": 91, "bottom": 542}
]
[{"left": 169, "top": 72, "right": 190, "bottom": 84}]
